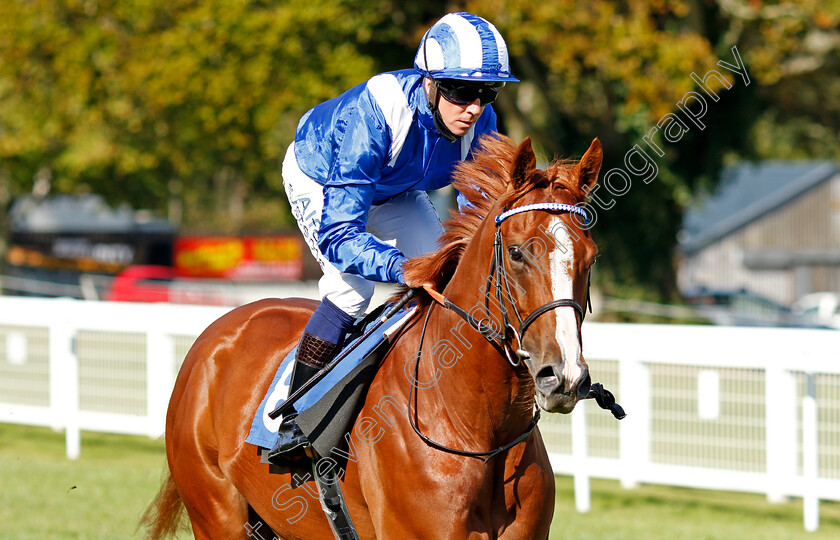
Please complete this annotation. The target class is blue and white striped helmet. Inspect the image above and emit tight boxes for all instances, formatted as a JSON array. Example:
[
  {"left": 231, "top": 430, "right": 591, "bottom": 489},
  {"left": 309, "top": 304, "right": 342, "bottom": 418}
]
[{"left": 415, "top": 12, "right": 518, "bottom": 83}]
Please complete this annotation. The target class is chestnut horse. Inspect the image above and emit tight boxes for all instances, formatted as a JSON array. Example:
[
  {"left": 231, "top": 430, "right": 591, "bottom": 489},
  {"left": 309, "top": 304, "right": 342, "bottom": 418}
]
[{"left": 142, "top": 135, "right": 602, "bottom": 540}]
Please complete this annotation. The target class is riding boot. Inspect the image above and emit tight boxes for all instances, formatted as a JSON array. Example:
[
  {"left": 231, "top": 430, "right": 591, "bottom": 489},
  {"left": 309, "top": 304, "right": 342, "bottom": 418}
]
[
  {"left": 267, "top": 333, "right": 338, "bottom": 460},
  {"left": 267, "top": 298, "right": 355, "bottom": 464}
]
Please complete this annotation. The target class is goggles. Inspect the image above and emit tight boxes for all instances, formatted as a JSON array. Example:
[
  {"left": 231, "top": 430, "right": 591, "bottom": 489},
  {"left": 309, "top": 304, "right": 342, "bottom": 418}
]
[{"left": 435, "top": 80, "right": 505, "bottom": 106}]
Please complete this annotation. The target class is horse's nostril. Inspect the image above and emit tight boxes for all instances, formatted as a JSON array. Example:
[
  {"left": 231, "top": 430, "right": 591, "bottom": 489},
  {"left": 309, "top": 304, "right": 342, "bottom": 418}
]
[
  {"left": 535, "top": 366, "right": 559, "bottom": 393},
  {"left": 577, "top": 371, "right": 592, "bottom": 399}
]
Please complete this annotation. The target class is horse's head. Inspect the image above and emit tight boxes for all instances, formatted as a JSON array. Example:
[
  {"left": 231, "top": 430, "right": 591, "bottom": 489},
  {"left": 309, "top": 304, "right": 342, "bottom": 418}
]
[
  {"left": 404, "top": 135, "right": 602, "bottom": 414},
  {"left": 495, "top": 137, "right": 601, "bottom": 413}
]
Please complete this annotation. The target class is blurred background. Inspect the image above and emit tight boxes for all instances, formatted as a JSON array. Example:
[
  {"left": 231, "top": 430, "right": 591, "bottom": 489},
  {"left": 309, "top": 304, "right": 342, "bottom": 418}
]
[
  {"left": 0, "top": 0, "right": 838, "bottom": 324},
  {"left": 1, "top": 1, "right": 839, "bottom": 539}
]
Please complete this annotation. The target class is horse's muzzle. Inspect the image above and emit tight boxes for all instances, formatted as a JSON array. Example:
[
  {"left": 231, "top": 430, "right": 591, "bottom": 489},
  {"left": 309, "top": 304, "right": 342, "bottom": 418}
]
[{"left": 534, "top": 365, "right": 591, "bottom": 413}]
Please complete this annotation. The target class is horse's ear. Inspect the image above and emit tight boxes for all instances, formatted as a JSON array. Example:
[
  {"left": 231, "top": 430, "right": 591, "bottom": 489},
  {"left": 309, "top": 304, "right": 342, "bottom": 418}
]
[
  {"left": 576, "top": 138, "right": 602, "bottom": 191},
  {"left": 510, "top": 137, "right": 537, "bottom": 190}
]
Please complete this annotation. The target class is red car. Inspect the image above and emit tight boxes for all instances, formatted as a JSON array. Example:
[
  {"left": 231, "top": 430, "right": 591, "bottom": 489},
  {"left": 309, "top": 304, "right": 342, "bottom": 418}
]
[{"left": 105, "top": 265, "right": 230, "bottom": 305}]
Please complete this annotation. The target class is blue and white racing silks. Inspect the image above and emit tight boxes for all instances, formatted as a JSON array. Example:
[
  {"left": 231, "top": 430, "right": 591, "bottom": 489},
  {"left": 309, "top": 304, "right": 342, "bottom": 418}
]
[{"left": 292, "top": 69, "right": 498, "bottom": 284}]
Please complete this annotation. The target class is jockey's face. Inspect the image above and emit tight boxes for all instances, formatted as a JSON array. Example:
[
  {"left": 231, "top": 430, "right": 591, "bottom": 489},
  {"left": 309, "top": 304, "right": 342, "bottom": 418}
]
[{"left": 424, "top": 78, "right": 486, "bottom": 137}]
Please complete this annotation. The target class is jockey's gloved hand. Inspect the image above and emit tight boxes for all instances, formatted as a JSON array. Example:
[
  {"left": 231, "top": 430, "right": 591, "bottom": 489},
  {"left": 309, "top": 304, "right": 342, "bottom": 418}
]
[
  {"left": 396, "top": 266, "right": 424, "bottom": 289},
  {"left": 394, "top": 266, "right": 406, "bottom": 285}
]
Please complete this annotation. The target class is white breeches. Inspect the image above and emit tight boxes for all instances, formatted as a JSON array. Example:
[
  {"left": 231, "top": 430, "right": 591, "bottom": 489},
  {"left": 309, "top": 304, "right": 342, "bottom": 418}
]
[{"left": 282, "top": 143, "right": 444, "bottom": 317}]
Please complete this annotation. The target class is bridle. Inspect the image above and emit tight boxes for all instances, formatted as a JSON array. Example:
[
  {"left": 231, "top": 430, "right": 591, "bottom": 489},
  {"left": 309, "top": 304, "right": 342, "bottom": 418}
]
[
  {"left": 422, "top": 202, "right": 592, "bottom": 367},
  {"left": 409, "top": 201, "right": 595, "bottom": 462},
  {"left": 490, "top": 202, "right": 592, "bottom": 365}
]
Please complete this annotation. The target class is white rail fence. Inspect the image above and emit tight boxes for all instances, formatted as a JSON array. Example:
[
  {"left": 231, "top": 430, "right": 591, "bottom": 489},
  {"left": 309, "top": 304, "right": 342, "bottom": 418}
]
[{"left": 1, "top": 297, "right": 838, "bottom": 531}]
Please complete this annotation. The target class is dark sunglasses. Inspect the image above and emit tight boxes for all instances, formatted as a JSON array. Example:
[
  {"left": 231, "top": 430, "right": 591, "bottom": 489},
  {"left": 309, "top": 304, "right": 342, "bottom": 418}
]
[{"left": 436, "top": 80, "right": 505, "bottom": 106}]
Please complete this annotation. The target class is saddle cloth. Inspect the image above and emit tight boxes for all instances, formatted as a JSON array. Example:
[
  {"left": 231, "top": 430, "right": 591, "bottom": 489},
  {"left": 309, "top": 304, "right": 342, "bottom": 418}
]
[{"left": 246, "top": 303, "right": 415, "bottom": 458}]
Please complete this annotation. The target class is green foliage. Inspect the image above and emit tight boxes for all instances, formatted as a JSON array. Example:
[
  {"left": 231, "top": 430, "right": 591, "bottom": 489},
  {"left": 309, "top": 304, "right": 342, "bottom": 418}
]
[
  {"left": 466, "top": 0, "right": 840, "bottom": 299},
  {"left": 1, "top": 1, "right": 837, "bottom": 294},
  {"left": 0, "top": 0, "right": 386, "bottom": 231}
]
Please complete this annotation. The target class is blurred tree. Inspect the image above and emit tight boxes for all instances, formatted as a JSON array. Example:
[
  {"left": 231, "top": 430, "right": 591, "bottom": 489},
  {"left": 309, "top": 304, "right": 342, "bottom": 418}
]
[
  {"left": 464, "top": 0, "right": 839, "bottom": 299},
  {"left": 0, "top": 0, "right": 391, "bottom": 232},
  {"left": 0, "top": 1, "right": 837, "bottom": 298},
  {"left": 716, "top": 0, "right": 840, "bottom": 161}
]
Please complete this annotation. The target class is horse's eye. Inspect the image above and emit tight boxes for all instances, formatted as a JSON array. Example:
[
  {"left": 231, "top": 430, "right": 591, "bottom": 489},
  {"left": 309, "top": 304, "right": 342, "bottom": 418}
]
[{"left": 508, "top": 246, "right": 524, "bottom": 262}]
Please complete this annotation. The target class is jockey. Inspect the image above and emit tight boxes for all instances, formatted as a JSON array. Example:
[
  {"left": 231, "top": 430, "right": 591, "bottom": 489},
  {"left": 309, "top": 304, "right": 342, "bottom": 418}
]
[{"left": 270, "top": 12, "right": 518, "bottom": 462}]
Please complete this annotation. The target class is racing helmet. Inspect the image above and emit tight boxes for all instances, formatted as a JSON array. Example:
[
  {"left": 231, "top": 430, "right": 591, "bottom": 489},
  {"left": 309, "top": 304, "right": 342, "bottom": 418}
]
[{"left": 414, "top": 12, "right": 518, "bottom": 83}]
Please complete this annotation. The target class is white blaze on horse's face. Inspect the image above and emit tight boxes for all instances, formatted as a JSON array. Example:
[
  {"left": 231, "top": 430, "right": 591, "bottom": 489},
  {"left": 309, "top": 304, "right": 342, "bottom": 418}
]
[{"left": 547, "top": 217, "right": 584, "bottom": 386}]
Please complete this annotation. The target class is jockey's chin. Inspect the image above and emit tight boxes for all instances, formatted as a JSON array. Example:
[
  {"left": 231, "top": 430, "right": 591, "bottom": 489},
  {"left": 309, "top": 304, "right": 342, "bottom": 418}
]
[{"left": 448, "top": 119, "right": 477, "bottom": 136}]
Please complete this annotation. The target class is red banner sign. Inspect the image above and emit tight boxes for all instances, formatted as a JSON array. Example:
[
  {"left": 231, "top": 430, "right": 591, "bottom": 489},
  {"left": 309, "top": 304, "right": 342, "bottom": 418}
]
[{"left": 174, "top": 236, "right": 303, "bottom": 280}]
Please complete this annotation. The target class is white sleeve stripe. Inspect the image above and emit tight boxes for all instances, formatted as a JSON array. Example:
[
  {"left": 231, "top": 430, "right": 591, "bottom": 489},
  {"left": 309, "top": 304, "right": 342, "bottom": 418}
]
[
  {"left": 461, "top": 125, "right": 476, "bottom": 160},
  {"left": 366, "top": 74, "right": 413, "bottom": 167}
]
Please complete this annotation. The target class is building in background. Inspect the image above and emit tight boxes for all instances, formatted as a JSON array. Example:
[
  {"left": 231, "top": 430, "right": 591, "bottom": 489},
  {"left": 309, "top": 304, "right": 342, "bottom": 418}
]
[
  {"left": 3, "top": 195, "right": 175, "bottom": 297},
  {"left": 2, "top": 194, "right": 313, "bottom": 303},
  {"left": 678, "top": 161, "right": 840, "bottom": 307}
]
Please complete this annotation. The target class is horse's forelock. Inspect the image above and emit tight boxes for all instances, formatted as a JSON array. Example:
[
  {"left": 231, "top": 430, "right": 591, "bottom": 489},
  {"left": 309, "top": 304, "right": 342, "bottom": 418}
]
[
  {"left": 546, "top": 158, "right": 587, "bottom": 201},
  {"left": 402, "top": 135, "right": 587, "bottom": 294}
]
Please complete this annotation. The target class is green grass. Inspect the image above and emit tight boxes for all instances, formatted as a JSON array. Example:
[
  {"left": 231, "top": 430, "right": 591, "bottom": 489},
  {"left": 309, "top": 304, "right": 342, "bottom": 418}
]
[
  {"left": 551, "top": 477, "right": 840, "bottom": 540},
  {"left": 0, "top": 423, "right": 183, "bottom": 540},
  {"left": 1, "top": 422, "right": 838, "bottom": 539}
]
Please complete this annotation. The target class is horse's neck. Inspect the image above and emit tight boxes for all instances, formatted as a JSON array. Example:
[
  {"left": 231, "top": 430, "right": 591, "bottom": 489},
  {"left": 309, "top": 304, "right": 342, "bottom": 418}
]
[
  {"left": 411, "top": 219, "right": 536, "bottom": 445},
  {"left": 412, "top": 303, "right": 534, "bottom": 446}
]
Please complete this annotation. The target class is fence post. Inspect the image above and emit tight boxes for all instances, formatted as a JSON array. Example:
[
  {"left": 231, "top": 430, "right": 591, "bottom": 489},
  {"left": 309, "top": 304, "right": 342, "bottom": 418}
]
[
  {"left": 65, "top": 333, "right": 80, "bottom": 461},
  {"left": 619, "top": 356, "right": 650, "bottom": 490},
  {"left": 803, "top": 372, "right": 819, "bottom": 532},
  {"left": 49, "top": 313, "right": 80, "bottom": 460},
  {"left": 571, "top": 400, "right": 590, "bottom": 512},
  {"left": 764, "top": 363, "right": 798, "bottom": 503},
  {"left": 146, "top": 329, "right": 175, "bottom": 438},
  {"left": 765, "top": 366, "right": 797, "bottom": 503},
  {"left": 48, "top": 322, "right": 65, "bottom": 433}
]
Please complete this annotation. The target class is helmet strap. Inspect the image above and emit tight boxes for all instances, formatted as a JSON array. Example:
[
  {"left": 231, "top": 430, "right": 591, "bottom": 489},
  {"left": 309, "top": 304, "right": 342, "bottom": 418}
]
[
  {"left": 421, "top": 30, "right": 461, "bottom": 143},
  {"left": 426, "top": 81, "right": 459, "bottom": 143}
]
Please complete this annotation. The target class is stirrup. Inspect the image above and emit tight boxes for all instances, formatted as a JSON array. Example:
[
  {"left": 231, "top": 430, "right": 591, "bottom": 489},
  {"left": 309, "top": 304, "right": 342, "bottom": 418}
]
[{"left": 267, "top": 416, "right": 312, "bottom": 464}]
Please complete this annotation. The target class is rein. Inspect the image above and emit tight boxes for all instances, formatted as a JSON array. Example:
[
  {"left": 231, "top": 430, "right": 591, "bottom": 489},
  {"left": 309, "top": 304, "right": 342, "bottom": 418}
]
[
  {"left": 408, "top": 202, "right": 600, "bottom": 463},
  {"left": 408, "top": 304, "right": 540, "bottom": 464}
]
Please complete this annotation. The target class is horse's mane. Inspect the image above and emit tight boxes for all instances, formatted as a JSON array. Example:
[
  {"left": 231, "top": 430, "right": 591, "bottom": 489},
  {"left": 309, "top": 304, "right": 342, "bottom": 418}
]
[{"left": 403, "top": 134, "right": 587, "bottom": 294}]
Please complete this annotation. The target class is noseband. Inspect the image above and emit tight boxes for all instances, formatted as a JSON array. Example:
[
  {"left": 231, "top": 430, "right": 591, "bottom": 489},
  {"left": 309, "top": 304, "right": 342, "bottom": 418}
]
[{"left": 490, "top": 203, "right": 592, "bottom": 365}]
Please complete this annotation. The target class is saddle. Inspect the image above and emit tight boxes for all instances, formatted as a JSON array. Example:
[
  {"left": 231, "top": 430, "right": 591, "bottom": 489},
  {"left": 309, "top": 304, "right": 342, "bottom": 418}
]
[{"left": 247, "top": 301, "right": 416, "bottom": 470}]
